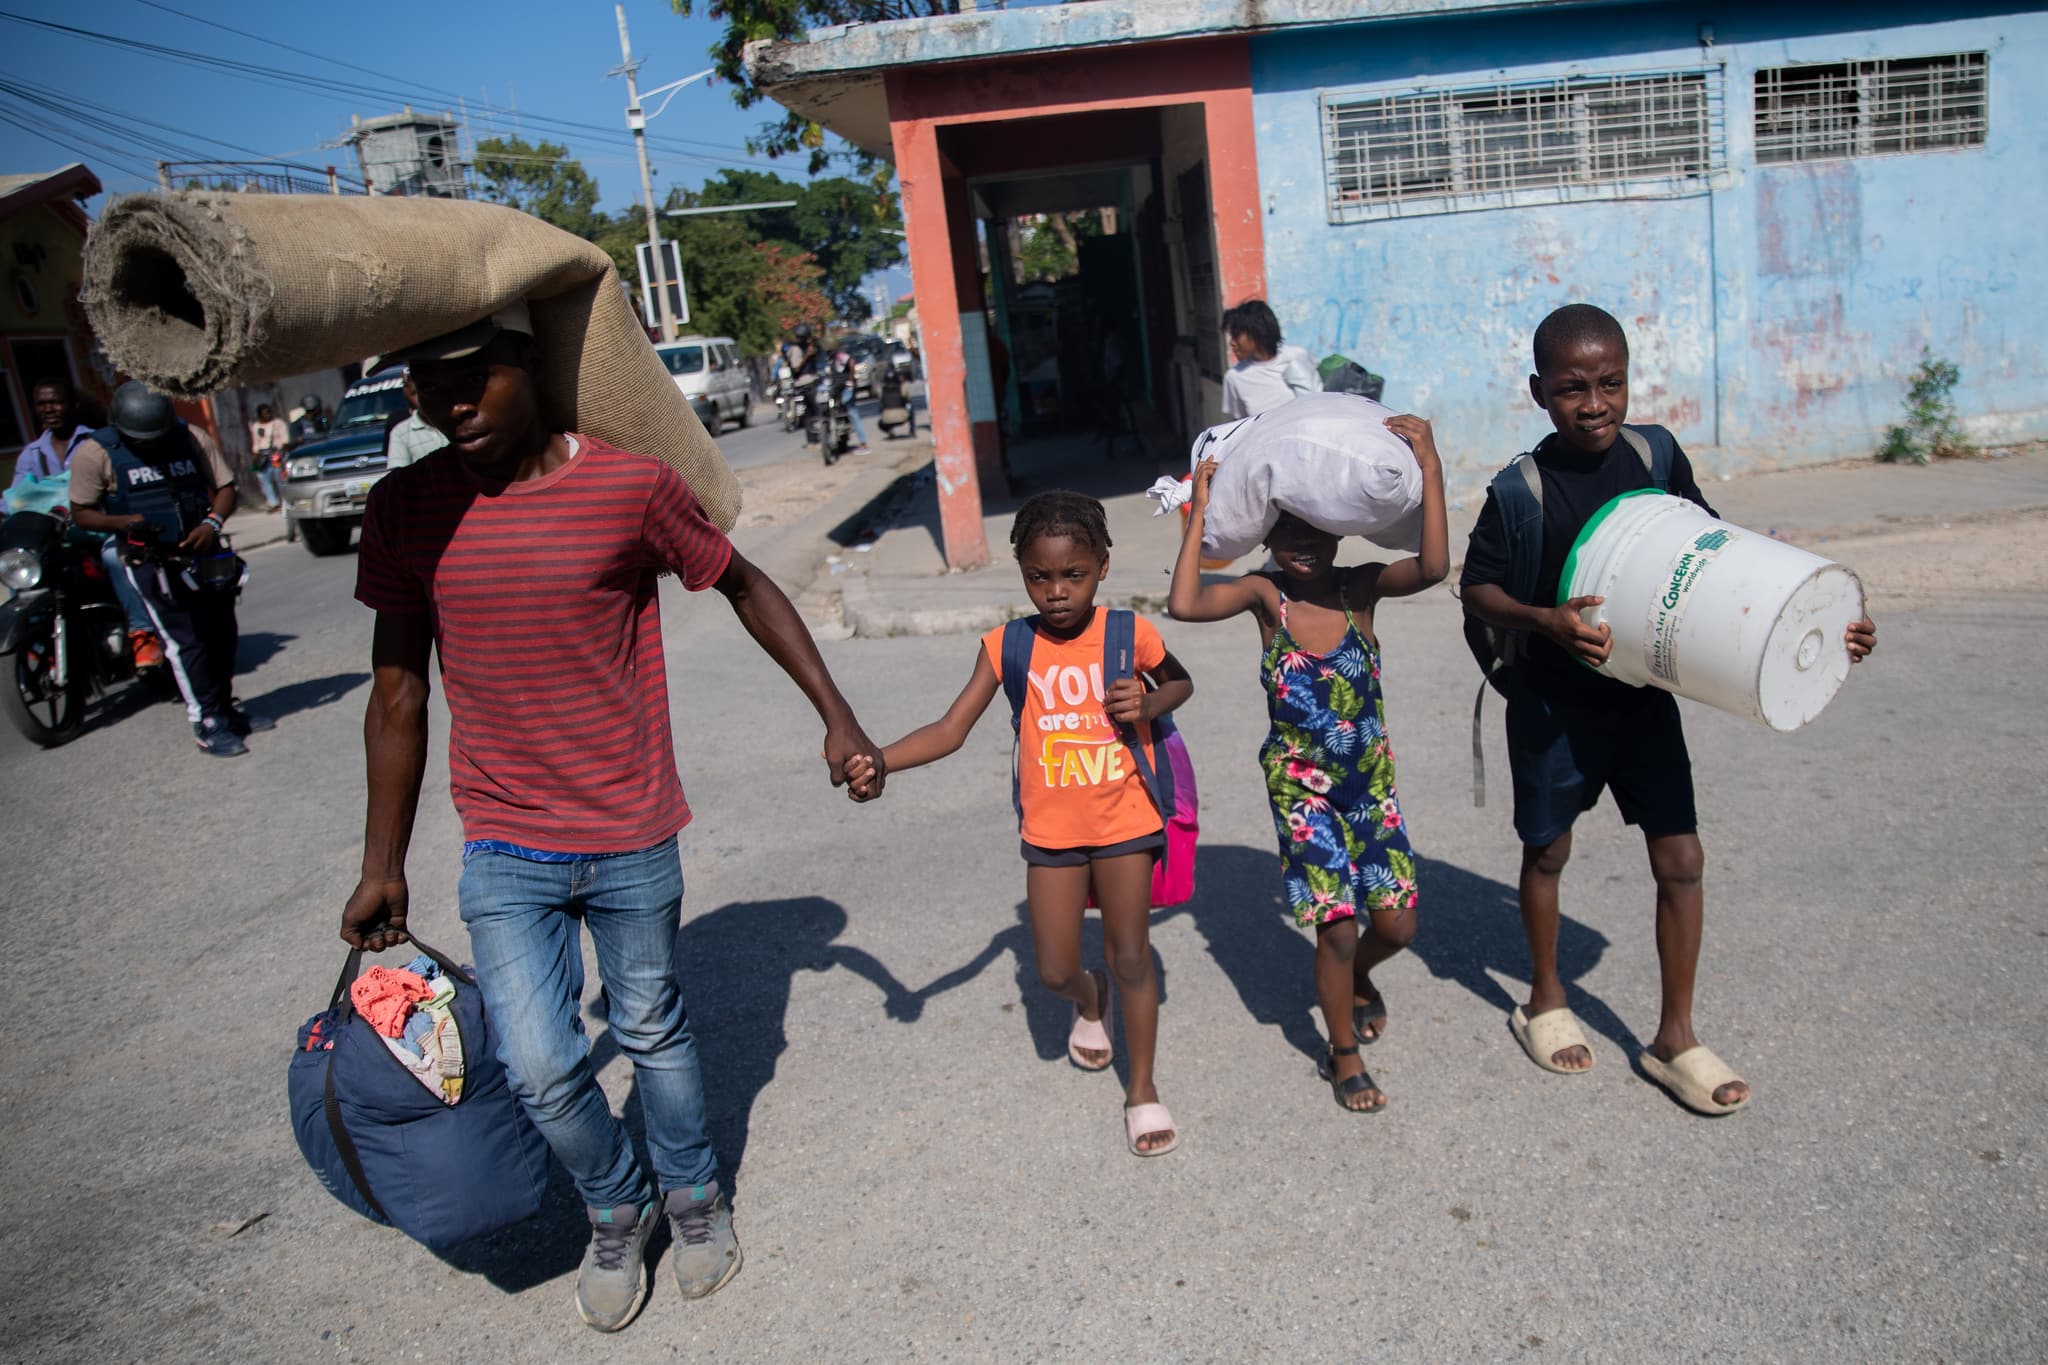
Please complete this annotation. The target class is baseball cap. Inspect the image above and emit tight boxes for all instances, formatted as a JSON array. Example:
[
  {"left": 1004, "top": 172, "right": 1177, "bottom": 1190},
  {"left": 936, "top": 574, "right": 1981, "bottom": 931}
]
[{"left": 385, "top": 300, "right": 535, "bottom": 366}]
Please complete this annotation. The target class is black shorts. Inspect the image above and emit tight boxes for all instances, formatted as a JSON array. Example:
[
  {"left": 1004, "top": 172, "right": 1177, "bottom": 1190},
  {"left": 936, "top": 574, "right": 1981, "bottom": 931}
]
[
  {"left": 1019, "top": 833, "right": 1165, "bottom": 868},
  {"left": 1505, "top": 685, "right": 1697, "bottom": 848}
]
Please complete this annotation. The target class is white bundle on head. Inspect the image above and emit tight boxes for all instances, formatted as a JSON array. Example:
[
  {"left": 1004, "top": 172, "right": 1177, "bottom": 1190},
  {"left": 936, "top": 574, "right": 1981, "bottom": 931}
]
[{"left": 1186, "top": 392, "right": 1424, "bottom": 560}]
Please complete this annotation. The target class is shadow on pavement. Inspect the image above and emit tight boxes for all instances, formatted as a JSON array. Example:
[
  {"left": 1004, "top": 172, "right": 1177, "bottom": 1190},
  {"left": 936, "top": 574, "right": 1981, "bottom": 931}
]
[
  {"left": 1405, "top": 854, "right": 1636, "bottom": 1059},
  {"left": 235, "top": 630, "right": 296, "bottom": 673},
  {"left": 440, "top": 897, "right": 911, "bottom": 1290},
  {"left": 909, "top": 902, "right": 1170, "bottom": 1081},
  {"left": 961, "top": 842, "right": 1630, "bottom": 1067},
  {"left": 241, "top": 671, "right": 371, "bottom": 723}
]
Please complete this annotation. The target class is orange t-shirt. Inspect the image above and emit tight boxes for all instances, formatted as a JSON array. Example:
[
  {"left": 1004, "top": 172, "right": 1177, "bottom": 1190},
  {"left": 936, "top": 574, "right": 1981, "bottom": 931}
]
[{"left": 983, "top": 613, "right": 1167, "bottom": 850}]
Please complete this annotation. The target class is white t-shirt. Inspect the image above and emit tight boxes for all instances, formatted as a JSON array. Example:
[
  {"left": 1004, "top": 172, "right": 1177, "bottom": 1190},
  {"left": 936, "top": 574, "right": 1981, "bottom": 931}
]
[{"left": 1221, "top": 343, "right": 1317, "bottom": 419}]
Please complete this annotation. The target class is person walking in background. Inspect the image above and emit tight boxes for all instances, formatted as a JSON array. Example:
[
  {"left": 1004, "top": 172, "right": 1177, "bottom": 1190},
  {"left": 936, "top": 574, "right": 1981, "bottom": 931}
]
[
  {"left": 380, "top": 375, "right": 447, "bottom": 471},
  {"left": 249, "top": 403, "right": 289, "bottom": 511},
  {"left": 1221, "top": 300, "right": 1318, "bottom": 420}
]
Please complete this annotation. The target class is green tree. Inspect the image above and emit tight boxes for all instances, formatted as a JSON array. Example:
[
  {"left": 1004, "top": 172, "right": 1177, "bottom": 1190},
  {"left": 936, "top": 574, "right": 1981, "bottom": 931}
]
[
  {"left": 471, "top": 136, "right": 605, "bottom": 239},
  {"left": 668, "top": 0, "right": 945, "bottom": 175},
  {"left": 687, "top": 169, "right": 902, "bottom": 322}
]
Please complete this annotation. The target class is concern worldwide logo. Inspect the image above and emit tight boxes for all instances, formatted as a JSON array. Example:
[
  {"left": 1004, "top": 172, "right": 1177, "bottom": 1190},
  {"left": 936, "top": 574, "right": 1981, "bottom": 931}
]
[{"left": 1693, "top": 529, "right": 1732, "bottom": 553}]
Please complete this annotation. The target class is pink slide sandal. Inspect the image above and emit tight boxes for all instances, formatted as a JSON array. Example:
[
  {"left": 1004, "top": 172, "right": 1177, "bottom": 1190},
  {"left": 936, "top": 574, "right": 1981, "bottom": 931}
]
[
  {"left": 1067, "top": 969, "right": 1114, "bottom": 1071},
  {"left": 1124, "top": 1102, "right": 1179, "bottom": 1157}
]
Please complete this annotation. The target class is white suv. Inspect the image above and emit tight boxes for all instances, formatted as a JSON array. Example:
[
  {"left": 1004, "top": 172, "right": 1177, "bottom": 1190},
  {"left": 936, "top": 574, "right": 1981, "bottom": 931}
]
[{"left": 655, "top": 336, "right": 750, "bottom": 430}]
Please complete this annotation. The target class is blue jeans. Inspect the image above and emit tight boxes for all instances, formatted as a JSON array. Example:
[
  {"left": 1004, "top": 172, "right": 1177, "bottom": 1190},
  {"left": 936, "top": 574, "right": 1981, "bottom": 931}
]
[
  {"left": 254, "top": 464, "right": 282, "bottom": 508},
  {"left": 458, "top": 836, "right": 717, "bottom": 1208},
  {"left": 99, "top": 539, "right": 151, "bottom": 633}
]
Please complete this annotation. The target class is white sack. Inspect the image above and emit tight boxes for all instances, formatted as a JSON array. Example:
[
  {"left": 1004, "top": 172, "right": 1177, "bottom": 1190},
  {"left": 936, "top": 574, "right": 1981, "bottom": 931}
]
[{"left": 1185, "top": 392, "right": 1423, "bottom": 560}]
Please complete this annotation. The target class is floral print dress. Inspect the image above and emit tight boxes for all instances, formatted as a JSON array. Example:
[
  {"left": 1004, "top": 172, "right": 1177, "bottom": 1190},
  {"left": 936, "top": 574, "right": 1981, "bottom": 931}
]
[{"left": 1259, "top": 594, "right": 1418, "bottom": 928}]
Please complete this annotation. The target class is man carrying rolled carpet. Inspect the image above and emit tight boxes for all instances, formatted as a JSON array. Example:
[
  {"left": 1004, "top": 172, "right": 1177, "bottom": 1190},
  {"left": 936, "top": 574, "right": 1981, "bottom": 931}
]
[{"left": 336, "top": 302, "right": 886, "bottom": 1333}]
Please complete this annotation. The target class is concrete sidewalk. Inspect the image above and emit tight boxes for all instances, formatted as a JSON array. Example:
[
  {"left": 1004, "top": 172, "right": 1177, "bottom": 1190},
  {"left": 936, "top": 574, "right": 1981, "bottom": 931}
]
[{"left": 835, "top": 438, "right": 2048, "bottom": 636}]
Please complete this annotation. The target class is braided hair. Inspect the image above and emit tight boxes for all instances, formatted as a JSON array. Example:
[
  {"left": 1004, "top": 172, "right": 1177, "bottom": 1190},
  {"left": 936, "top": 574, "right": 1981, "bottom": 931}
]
[{"left": 1009, "top": 489, "right": 1112, "bottom": 561}]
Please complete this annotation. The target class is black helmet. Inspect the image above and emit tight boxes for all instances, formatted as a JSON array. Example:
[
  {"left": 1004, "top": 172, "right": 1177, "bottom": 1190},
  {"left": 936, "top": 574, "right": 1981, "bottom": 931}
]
[
  {"left": 110, "top": 381, "right": 177, "bottom": 442},
  {"left": 792, "top": 323, "right": 813, "bottom": 342},
  {"left": 301, "top": 393, "right": 324, "bottom": 411}
]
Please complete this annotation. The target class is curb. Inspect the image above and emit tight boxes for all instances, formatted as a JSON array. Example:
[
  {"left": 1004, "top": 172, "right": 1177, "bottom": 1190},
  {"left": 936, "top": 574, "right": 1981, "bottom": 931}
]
[{"left": 839, "top": 576, "right": 1170, "bottom": 638}]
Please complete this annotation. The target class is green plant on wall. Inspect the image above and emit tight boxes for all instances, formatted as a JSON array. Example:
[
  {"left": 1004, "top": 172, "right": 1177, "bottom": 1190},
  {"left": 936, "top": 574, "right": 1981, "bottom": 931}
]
[{"left": 1878, "top": 350, "right": 1973, "bottom": 464}]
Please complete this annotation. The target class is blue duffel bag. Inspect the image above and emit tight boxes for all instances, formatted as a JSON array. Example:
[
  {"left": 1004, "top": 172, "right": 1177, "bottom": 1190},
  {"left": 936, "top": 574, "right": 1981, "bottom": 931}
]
[{"left": 289, "top": 939, "right": 552, "bottom": 1250}]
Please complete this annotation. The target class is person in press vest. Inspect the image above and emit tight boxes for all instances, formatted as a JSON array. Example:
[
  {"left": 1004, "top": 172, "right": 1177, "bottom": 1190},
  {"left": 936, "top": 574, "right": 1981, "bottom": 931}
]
[{"left": 68, "top": 383, "right": 273, "bottom": 757}]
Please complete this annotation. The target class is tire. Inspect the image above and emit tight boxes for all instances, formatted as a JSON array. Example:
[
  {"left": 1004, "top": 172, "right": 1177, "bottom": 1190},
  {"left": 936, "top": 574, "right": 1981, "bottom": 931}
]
[
  {"left": 735, "top": 397, "right": 751, "bottom": 428},
  {"left": 299, "top": 518, "right": 352, "bottom": 557},
  {"left": 2, "top": 632, "right": 87, "bottom": 747}
]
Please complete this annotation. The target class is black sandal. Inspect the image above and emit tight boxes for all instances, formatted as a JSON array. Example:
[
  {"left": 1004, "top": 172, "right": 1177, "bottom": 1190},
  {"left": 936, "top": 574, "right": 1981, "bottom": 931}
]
[
  {"left": 1353, "top": 992, "right": 1388, "bottom": 1046},
  {"left": 1321, "top": 1044, "right": 1386, "bottom": 1114}
]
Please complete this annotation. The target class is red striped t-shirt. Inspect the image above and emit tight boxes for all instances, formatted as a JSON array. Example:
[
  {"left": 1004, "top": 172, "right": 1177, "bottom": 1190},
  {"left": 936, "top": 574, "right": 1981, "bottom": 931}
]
[{"left": 355, "top": 435, "right": 733, "bottom": 852}]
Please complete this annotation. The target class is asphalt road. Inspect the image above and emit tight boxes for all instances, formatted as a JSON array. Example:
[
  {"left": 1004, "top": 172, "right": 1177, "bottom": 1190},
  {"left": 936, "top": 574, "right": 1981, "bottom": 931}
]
[
  {"left": 0, "top": 487, "right": 2041, "bottom": 1362},
  {"left": 716, "top": 388, "right": 917, "bottom": 471}
]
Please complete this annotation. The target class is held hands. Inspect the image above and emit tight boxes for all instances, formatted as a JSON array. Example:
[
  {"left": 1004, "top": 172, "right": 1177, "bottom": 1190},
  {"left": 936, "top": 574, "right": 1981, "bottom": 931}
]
[
  {"left": 1846, "top": 616, "right": 1877, "bottom": 662},
  {"left": 842, "top": 752, "right": 882, "bottom": 802},
  {"left": 825, "top": 724, "right": 885, "bottom": 803},
  {"left": 1104, "top": 676, "right": 1147, "bottom": 725},
  {"left": 340, "top": 877, "right": 411, "bottom": 952},
  {"left": 1546, "top": 595, "right": 1613, "bottom": 667}
]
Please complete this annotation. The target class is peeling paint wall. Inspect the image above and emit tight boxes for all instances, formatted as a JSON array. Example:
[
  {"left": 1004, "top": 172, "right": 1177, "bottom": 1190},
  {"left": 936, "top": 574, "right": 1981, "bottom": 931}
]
[{"left": 1250, "top": 3, "right": 2048, "bottom": 507}]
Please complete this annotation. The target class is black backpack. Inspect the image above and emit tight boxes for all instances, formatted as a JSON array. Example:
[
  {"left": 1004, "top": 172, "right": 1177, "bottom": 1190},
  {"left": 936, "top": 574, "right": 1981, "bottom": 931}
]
[{"left": 1461, "top": 425, "right": 1673, "bottom": 803}]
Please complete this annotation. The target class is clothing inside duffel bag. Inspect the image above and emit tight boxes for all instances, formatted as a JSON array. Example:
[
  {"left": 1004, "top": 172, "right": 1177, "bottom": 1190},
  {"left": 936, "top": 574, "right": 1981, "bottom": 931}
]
[{"left": 289, "top": 937, "right": 551, "bottom": 1251}]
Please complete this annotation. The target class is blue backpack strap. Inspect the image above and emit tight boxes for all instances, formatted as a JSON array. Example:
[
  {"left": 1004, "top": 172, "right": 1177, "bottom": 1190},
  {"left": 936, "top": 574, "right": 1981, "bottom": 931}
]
[
  {"left": 1618, "top": 423, "right": 1674, "bottom": 490},
  {"left": 1099, "top": 609, "right": 1175, "bottom": 824},
  {"left": 1000, "top": 618, "right": 1036, "bottom": 822}
]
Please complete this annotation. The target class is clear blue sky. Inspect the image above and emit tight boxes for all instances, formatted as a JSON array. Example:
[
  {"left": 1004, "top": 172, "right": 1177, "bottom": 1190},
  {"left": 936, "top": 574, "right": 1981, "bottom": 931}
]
[{"left": 0, "top": 0, "right": 912, "bottom": 305}]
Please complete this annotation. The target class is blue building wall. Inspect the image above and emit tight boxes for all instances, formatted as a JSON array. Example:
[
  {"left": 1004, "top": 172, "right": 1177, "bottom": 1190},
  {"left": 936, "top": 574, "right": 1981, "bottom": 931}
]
[{"left": 1249, "top": 3, "right": 2048, "bottom": 503}]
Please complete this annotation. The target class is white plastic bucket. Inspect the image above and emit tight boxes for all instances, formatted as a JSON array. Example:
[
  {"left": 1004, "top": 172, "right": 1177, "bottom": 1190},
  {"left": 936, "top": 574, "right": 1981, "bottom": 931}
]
[{"left": 1560, "top": 492, "right": 1864, "bottom": 732}]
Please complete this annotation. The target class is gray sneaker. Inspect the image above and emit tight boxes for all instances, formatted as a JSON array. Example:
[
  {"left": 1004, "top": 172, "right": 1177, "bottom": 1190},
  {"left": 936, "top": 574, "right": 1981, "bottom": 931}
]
[
  {"left": 575, "top": 1199, "right": 657, "bottom": 1332},
  {"left": 665, "top": 1180, "right": 742, "bottom": 1299}
]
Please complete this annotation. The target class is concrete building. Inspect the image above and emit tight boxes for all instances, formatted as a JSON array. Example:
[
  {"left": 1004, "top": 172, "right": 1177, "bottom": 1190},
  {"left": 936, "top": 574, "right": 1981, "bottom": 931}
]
[
  {"left": 0, "top": 164, "right": 106, "bottom": 463},
  {"left": 752, "top": 1, "right": 2043, "bottom": 567}
]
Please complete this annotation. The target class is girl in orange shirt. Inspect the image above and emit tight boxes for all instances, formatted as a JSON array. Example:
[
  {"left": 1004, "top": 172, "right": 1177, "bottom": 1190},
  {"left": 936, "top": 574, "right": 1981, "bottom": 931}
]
[{"left": 845, "top": 492, "right": 1193, "bottom": 1156}]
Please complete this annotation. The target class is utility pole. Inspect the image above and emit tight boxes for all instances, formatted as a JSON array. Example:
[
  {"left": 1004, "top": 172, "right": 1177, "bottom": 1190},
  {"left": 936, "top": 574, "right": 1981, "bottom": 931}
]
[{"left": 614, "top": 4, "right": 676, "bottom": 342}]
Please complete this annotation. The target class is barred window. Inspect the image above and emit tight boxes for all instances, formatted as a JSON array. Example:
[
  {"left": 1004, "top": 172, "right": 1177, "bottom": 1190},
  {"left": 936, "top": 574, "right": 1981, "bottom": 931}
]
[
  {"left": 1754, "top": 53, "right": 1987, "bottom": 165},
  {"left": 1323, "top": 69, "right": 1723, "bottom": 222}
]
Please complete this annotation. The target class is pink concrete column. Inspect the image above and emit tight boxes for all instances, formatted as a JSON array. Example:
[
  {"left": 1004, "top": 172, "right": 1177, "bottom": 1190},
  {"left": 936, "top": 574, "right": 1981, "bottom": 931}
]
[{"left": 891, "top": 116, "right": 991, "bottom": 571}]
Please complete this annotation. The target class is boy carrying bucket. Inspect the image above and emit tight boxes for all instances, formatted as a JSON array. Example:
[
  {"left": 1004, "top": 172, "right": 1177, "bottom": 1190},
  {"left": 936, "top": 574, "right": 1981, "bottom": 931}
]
[{"left": 1459, "top": 304, "right": 1876, "bottom": 1116}]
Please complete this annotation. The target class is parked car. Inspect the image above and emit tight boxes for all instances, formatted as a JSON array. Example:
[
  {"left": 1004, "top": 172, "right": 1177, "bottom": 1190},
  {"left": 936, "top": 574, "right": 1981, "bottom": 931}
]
[
  {"left": 282, "top": 367, "right": 409, "bottom": 556},
  {"left": 655, "top": 336, "right": 750, "bottom": 430}
]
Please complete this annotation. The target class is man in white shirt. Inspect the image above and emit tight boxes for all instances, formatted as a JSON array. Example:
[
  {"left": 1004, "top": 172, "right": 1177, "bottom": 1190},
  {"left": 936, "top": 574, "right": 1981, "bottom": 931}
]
[
  {"left": 382, "top": 374, "right": 448, "bottom": 470},
  {"left": 1221, "top": 300, "right": 1318, "bottom": 420}
]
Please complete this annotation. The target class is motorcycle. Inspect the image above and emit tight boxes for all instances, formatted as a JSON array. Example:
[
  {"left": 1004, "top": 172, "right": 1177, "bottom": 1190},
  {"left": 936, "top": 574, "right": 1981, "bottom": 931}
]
[
  {"left": 876, "top": 365, "right": 914, "bottom": 439},
  {"left": 794, "top": 374, "right": 850, "bottom": 465},
  {"left": 775, "top": 371, "right": 804, "bottom": 433},
  {"left": 0, "top": 510, "right": 153, "bottom": 746}
]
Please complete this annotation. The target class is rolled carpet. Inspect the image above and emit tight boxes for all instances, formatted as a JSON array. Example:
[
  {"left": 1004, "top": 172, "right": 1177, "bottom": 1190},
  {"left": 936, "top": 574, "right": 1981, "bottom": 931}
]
[{"left": 82, "top": 192, "right": 740, "bottom": 529}]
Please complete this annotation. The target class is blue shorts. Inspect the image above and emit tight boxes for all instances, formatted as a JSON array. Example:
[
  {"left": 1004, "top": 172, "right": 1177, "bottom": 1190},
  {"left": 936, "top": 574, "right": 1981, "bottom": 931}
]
[{"left": 1505, "top": 685, "right": 1697, "bottom": 848}]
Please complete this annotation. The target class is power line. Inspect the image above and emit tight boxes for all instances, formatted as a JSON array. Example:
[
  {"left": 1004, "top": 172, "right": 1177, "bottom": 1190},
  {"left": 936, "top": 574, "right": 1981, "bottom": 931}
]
[{"left": 110, "top": 1, "right": 791, "bottom": 165}]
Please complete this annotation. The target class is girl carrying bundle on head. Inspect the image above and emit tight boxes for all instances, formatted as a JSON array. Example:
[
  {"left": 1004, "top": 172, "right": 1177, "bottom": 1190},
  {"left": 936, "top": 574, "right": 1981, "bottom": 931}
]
[
  {"left": 845, "top": 492, "right": 1193, "bottom": 1156},
  {"left": 1167, "top": 414, "right": 1448, "bottom": 1114}
]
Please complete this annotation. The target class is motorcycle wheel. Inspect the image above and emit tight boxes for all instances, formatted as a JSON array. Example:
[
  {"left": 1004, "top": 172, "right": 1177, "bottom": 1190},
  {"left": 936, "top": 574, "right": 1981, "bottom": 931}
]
[{"left": 2, "top": 634, "right": 88, "bottom": 747}]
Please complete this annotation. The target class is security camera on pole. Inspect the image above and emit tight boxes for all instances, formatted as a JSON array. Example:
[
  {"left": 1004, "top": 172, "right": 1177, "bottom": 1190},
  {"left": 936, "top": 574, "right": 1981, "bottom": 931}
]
[{"left": 609, "top": 4, "right": 712, "bottom": 344}]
